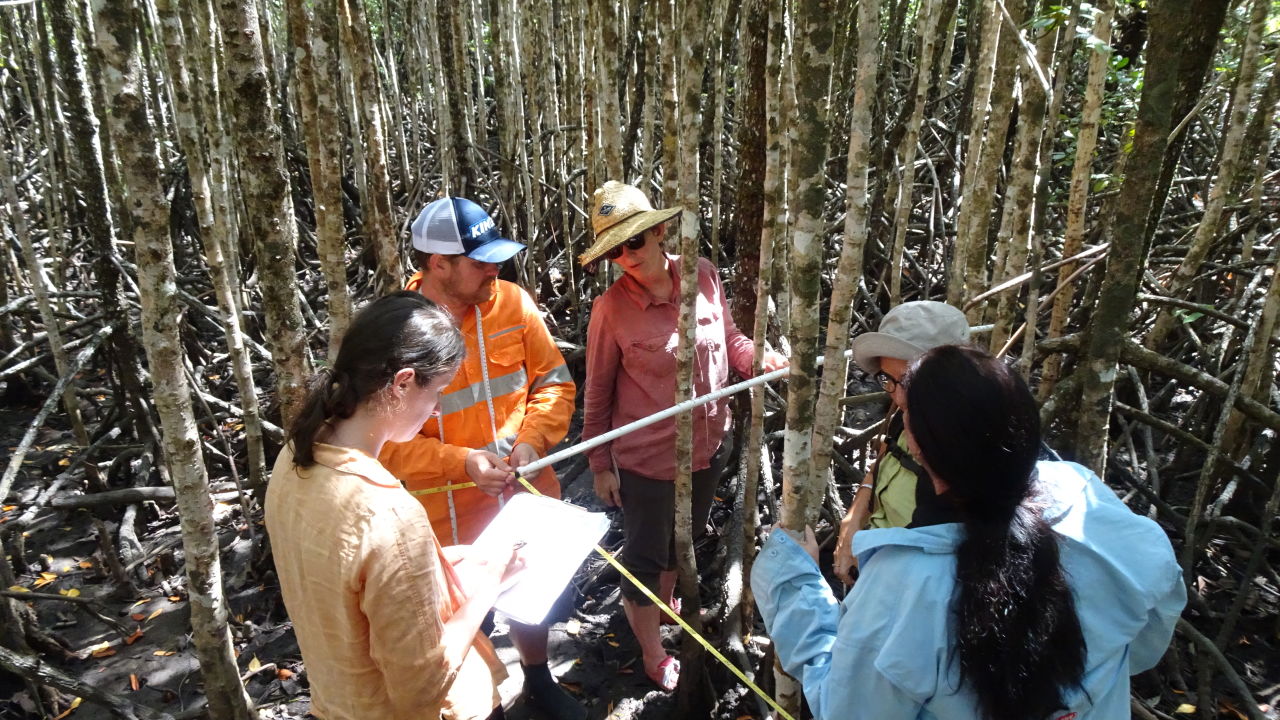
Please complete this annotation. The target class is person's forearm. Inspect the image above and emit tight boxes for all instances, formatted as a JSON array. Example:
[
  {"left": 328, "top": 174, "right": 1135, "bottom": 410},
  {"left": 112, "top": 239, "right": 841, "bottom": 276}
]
[
  {"left": 439, "top": 585, "right": 502, "bottom": 670},
  {"left": 848, "top": 477, "right": 872, "bottom": 523}
]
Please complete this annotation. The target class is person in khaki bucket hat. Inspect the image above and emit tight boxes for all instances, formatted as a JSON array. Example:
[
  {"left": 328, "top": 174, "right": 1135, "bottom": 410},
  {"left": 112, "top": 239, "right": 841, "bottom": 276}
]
[
  {"left": 577, "top": 180, "right": 787, "bottom": 692},
  {"left": 833, "top": 300, "right": 970, "bottom": 586}
]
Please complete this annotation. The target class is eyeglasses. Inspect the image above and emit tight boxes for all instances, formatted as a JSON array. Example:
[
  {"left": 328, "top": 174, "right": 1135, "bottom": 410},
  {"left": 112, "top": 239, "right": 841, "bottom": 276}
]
[
  {"left": 874, "top": 370, "right": 900, "bottom": 393},
  {"left": 605, "top": 234, "right": 648, "bottom": 261}
]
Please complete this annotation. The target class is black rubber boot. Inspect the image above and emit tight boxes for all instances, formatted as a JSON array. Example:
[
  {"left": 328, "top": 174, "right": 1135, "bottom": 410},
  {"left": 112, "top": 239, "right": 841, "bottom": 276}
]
[{"left": 521, "top": 663, "right": 586, "bottom": 720}]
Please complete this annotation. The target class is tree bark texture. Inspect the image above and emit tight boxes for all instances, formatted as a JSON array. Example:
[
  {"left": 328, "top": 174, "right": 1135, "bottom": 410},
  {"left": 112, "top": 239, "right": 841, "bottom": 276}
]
[
  {"left": 1072, "top": 0, "right": 1231, "bottom": 471},
  {"left": 727, "top": 0, "right": 768, "bottom": 333},
  {"left": 811, "top": 0, "right": 879, "bottom": 483},
  {"left": 47, "top": 0, "right": 155, "bottom": 445},
  {"left": 1144, "top": 0, "right": 1268, "bottom": 351},
  {"left": 341, "top": 0, "right": 400, "bottom": 297},
  {"left": 157, "top": 0, "right": 267, "bottom": 490},
  {"left": 781, "top": 0, "right": 835, "bottom": 532},
  {"left": 888, "top": 0, "right": 942, "bottom": 304},
  {"left": 212, "top": 0, "right": 311, "bottom": 427},
  {"left": 287, "top": 0, "right": 352, "bottom": 352},
  {"left": 1040, "top": 0, "right": 1112, "bottom": 398},
  {"left": 988, "top": 11, "right": 1053, "bottom": 354},
  {"left": 88, "top": 2, "right": 257, "bottom": 717},
  {"left": 957, "top": 0, "right": 1024, "bottom": 315},
  {"left": 669, "top": 0, "right": 710, "bottom": 711}
]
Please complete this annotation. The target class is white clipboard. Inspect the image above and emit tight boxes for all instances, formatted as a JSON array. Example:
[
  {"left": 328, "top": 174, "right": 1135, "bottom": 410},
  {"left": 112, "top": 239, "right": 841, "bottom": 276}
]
[{"left": 470, "top": 493, "right": 610, "bottom": 626}]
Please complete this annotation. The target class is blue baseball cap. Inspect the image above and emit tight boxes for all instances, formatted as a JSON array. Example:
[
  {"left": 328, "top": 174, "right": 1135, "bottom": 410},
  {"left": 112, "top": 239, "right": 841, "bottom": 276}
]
[{"left": 410, "top": 197, "right": 526, "bottom": 263}]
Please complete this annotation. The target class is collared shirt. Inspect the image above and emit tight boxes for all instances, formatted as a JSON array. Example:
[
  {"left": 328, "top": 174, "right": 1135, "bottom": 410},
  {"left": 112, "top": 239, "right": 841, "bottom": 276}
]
[
  {"left": 266, "top": 443, "right": 506, "bottom": 720},
  {"left": 583, "top": 256, "right": 754, "bottom": 481},
  {"left": 867, "top": 424, "right": 955, "bottom": 530},
  {"left": 380, "top": 277, "right": 575, "bottom": 544},
  {"left": 867, "top": 433, "right": 919, "bottom": 529},
  {"left": 751, "top": 461, "right": 1186, "bottom": 720}
]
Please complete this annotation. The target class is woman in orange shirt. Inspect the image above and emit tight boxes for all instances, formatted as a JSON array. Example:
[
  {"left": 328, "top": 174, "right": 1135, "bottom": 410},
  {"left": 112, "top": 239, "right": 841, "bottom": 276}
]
[{"left": 267, "top": 292, "right": 523, "bottom": 720}]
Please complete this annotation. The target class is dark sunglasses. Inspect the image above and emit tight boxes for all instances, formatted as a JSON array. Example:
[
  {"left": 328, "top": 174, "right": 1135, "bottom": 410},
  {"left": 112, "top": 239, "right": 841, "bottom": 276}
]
[
  {"left": 874, "top": 370, "right": 900, "bottom": 393},
  {"left": 604, "top": 234, "right": 647, "bottom": 261}
]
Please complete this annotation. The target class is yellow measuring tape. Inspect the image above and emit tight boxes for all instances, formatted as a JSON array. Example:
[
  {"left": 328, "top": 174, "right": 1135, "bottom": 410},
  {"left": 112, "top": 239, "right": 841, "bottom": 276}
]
[
  {"left": 503, "top": 475, "right": 795, "bottom": 720},
  {"left": 409, "top": 481, "right": 477, "bottom": 496}
]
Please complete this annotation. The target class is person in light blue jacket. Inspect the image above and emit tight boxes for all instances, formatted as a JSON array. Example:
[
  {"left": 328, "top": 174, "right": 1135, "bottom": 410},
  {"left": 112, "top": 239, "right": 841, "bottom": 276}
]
[{"left": 751, "top": 346, "right": 1185, "bottom": 720}]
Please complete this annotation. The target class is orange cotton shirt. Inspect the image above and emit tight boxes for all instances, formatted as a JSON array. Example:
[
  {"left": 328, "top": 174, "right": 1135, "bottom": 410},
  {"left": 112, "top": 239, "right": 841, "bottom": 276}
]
[
  {"left": 265, "top": 443, "right": 506, "bottom": 720},
  {"left": 380, "top": 277, "right": 576, "bottom": 545}
]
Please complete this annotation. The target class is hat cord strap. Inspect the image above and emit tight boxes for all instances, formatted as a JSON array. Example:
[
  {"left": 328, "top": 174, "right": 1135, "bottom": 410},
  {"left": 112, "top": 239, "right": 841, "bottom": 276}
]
[{"left": 474, "top": 306, "right": 506, "bottom": 509}]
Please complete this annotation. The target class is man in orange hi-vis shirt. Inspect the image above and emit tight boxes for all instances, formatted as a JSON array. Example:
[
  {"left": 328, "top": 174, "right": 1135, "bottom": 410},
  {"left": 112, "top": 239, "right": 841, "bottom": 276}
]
[{"left": 380, "top": 196, "right": 582, "bottom": 720}]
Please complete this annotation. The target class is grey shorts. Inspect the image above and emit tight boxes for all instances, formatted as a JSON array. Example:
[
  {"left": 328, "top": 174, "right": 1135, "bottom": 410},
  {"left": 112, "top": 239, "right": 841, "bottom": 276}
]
[{"left": 616, "top": 445, "right": 727, "bottom": 604}]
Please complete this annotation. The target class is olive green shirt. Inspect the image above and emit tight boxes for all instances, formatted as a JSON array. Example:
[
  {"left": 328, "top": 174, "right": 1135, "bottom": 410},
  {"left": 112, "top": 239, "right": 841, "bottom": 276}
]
[{"left": 866, "top": 431, "right": 920, "bottom": 530}]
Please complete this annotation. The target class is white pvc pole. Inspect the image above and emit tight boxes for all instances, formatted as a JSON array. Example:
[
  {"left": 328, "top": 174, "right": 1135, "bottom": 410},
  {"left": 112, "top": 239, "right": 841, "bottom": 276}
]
[{"left": 515, "top": 350, "right": 851, "bottom": 477}]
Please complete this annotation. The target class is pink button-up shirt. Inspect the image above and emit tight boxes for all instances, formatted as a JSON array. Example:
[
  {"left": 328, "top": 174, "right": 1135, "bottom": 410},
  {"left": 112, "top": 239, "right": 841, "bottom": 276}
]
[{"left": 583, "top": 256, "right": 755, "bottom": 481}]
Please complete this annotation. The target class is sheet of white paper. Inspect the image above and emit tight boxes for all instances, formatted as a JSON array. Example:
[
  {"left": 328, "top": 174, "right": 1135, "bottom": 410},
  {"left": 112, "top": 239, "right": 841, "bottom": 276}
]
[{"left": 470, "top": 493, "right": 610, "bottom": 626}]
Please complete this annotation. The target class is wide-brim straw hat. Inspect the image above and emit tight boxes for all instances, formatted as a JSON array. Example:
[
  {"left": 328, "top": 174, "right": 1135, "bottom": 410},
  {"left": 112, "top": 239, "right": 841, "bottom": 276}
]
[{"left": 577, "top": 181, "right": 682, "bottom": 267}]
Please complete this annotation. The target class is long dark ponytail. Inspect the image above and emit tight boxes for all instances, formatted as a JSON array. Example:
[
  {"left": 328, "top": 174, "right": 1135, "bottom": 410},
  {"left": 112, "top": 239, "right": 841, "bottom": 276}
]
[
  {"left": 288, "top": 292, "right": 464, "bottom": 467},
  {"left": 904, "top": 346, "right": 1086, "bottom": 720}
]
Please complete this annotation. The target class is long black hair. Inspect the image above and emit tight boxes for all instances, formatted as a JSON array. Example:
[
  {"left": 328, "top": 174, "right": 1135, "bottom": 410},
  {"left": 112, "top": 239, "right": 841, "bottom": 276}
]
[
  {"left": 904, "top": 345, "right": 1086, "bottom": 720},
  {"left": 288, "top": 292, "right": 464, "bottom": 467}
]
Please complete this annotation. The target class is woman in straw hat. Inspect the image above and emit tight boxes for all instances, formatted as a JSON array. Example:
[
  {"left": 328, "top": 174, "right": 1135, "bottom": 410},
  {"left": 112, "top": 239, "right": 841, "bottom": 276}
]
[{"left": 578, "top": 181, "right": 787, "bottom": 691}]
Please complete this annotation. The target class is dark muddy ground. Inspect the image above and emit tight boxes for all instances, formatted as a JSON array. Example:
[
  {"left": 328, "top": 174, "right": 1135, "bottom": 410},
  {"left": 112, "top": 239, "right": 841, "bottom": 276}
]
[{"left": 0, "top": 403, "right": 778, "bottom": 720}]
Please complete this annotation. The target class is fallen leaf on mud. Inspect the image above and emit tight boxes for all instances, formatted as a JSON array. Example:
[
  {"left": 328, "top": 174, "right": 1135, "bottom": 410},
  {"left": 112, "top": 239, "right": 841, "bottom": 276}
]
[
  {"left": 131, "top": 614, "right": 146, "bottom": 621},
  {"left": 560, "top": 682, "right": 582, "bottom": 695},
  {"left": 51, "top": 697, "right": 82, "bottom": 719},
  {"left": 124, "top": 628, "right": 144, "bottom": 645},
  {"left": 78, "top": 561, "right": 93, "bottom": 569},
  {"left": 564, "top": 619, "right": 581, "bottom": 635},
  {"left": 58, "top": 588, "right": 80, "bottom": 598},
  {"left": 147, "top": 609, "right": 162, "bottom": 621},
  {"left": 1218, "top": 702, "right": 1247, "bottom": 720},
  {"left": 91, "top": 648, "right": 116, "bottom": 659},
  {"left": 248, "top": 656, "right": 261, "bottom": 672},
  {"left": 276, "top": 668, "right": 294, "bottom": 680},
  {"left": 606, "top": 640, "right": 620, "bottom": 647},
  {"left": 8, "top": 586, "right": 29, "bottom": 593},
  {"left": 132, "top": 599, "right": 149, "bottom": 608},
  {"left": 168, "top": 595, "right": 182, "bottom": 602},
  {"left": 1, "top": 506, "right": 15, "bottom": 512},
  {"left": 129, "top": 674, "right": 139, "bottom": 691},
  {"left": 1174, "top": 705, "right": 1196, "bottom": 715},
  {"left": 153, "top": 650, "right": 175, "bottom": 656},
  {"left": 33, "top": 573, "right": 57, "bottom": 588}
]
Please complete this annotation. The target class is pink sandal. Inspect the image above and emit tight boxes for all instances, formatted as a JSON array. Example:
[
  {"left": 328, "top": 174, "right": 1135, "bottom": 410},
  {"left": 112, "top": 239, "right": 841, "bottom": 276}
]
[{"left": 646, "top": 655, "right": 679, "bottom": 691}]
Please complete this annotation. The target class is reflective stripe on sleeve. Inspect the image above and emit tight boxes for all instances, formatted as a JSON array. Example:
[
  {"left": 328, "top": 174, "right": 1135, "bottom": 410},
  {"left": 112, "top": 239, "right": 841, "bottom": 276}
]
[
  {"left": 530, "top": 364, "right": 572, "bottom": 391},
  {"left": 437, "top": 367, "right": 528, "bottom": 416}
]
